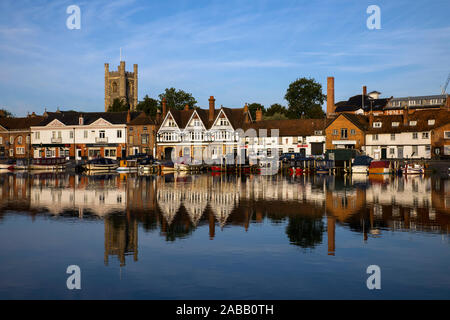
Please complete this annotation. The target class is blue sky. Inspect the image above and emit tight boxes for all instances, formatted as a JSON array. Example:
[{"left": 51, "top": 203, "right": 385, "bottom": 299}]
[{"left": 0, "top": 0, "right": 449, "bottom": 116}]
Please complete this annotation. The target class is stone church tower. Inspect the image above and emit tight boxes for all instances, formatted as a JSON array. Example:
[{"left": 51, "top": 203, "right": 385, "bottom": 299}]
[{"left": 104, "top": 61, "right": 138, "bottom": 111}]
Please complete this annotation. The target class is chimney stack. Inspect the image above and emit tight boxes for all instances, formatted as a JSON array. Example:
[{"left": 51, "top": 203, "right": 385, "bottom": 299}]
[
  {"left": 244, "top": 103, "right": 250, "bottom": 123},
  {"left": 255, "top": 108, "right": 263, "bottom": 121},
  {"left": 402, "top": 102, "right": 409, "bottom": 125},
  {"left": 327, "top": 77, "right": 335, "bottom": 118},
  {"left": 184, "top": 104, "right": 189, "bottom": 111},
  {"left": 162, "top": 98, "right": 167, "bottom": 117},
  {"left": 363, "top": 86, "right": 367, "bottom": 96},
  {"left": 209, "top": 96, "right": 215, "bottom": 122}
]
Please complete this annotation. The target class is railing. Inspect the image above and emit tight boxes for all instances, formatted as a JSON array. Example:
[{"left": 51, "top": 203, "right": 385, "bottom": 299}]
[{"left": 95, "top": 137, "right": 108, "bottom": 143}]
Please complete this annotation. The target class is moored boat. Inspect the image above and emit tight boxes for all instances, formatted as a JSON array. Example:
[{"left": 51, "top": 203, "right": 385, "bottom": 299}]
[
  {"left": 28, "top": 157, "right": 67, "bottom": 171},
  {"left": 117, "top": 158, "right": 139, "bottom": 172},
  {"left": 351, "top": 155, "right": 373, "bottom": 174},
  {"left": 368, "top": 160, "right": 391, "bottom": 175},
  {"left": 84, "top": 158, "right": 118, "bottom": 171},
  {"left": 402, "top": 163, "right": 424, "bottom": 175},
  {"left": 159, "top": 160, "right": 176, "bottom": 172}
]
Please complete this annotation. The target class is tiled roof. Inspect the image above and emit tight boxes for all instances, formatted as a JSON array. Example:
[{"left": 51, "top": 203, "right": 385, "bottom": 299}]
[
  {"left": 0, "top": 116, "right": 45, "bottom": 130},
  {"left": 127, "top": 112, "right": 156, "bottom": 125},
  {"left": 366, "top": 109, "right": 450, "bottom": 134},
  {"left": 334, "top": 95, "right": 389, "bottom": 113}
]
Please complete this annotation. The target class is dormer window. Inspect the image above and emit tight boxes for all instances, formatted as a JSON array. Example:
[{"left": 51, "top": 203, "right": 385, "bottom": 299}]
[
  {"left": 409, "top": 121, "right": 417, "bottom": 126},
  {"left": 314, "top": 130, "right": 322, "bottom": 135},
  {"left": 392, "top": 122, "right": 399, "bottom": 127},
  {"left": 428, "top": 119, "right": 435, "bottom": 125},
  {"left": 373, "top": 122, "right": 382, "bottom": 128}
]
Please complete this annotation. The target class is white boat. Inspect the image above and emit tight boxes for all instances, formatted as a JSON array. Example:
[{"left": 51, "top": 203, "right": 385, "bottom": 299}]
[
  {"left": 351, "top": 156, "right": 372, "bottom": 174},
  {"left": 402, "top": 163, "right": 424, "bottom": 175},
  {"left": 352, "top": 165, "right": 369, "bottom": 174},
  {"left": 174, "top": 163, "right": 190, "bottom": 171}
]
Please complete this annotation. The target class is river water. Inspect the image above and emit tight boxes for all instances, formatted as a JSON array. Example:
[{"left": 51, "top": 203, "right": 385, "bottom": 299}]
[{"left": 0, "top": 172, "right": 449, "bottom": 299}]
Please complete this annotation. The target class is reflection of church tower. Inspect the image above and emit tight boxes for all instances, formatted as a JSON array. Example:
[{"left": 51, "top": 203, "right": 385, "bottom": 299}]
[
  {"left": 104, "top": 61, "right": 138, "bottom": 111},
  {"left": 104, "top": 215, "right": 138, "bottom": 267}
]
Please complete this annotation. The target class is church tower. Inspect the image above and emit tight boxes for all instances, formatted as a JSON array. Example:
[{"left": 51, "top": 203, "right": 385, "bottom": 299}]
[{"left": 104, "top": 61, "right": 138, "bottom": 111}]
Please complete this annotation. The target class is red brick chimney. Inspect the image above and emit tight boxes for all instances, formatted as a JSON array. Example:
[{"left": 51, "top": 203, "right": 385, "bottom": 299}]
[
  {"left": 363, "top": 86, "right": 367, "bottom": 96},
  {"left": 255, "top": 108, "right": 263, "bottom": 121},
  {"left": 402, "top": 102, "right": 408, "bottom": 125},
  {"left": 126, "top": 109, "right": 131, "bottom": 123},
  {"left": 209, "top": 96, "right": 215, "bottom": 122},
  {"left": 369, "top": 111, "right": 374, "bottom": 127},
  {"left": 327, "top": 77, "right": 335, "bottom": 118},
  {"left": 184, "top": 104, "right": 189, "bottom": 111},
  {"left": 162, "top": 98, "right": 167, "bottom": 117},
  {"left": 244, "top": 103, "right": 250, "bottom": 123}
]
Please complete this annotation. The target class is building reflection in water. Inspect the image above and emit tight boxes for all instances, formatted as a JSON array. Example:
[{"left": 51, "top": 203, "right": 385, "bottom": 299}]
[{"left": 1, "top": 172, "right": 450, "bottom": 264}]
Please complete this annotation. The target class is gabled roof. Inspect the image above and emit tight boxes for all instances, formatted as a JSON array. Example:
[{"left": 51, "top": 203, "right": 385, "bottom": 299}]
[
  {"left": 163, "top": 106, "right": 250, "bottom": 130},
  {"left": 0, "top": 116, "right": 45, "bottom": 130},
  {"left": 37, "top": 111, "right": 140, "bottom": 126},
  {"left": 325, "top": 113, "right": 370, "bottom": 131},
  {"left": 243, "top": 118, "right": 326, "bottom": 136}
]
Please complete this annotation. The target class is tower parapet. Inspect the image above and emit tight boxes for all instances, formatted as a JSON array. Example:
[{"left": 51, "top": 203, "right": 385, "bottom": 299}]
[{"left": 104, "top": 61, "right": 138, "bottom": 111}]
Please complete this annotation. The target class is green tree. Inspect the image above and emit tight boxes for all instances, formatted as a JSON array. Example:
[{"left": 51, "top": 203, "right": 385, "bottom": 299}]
[
  {"left": 265, "top": 103, "right": 287, "bottom": 117},
  {"left": 247, "top": 103, "right": 265, "bottom": 120},
  {"left": 0, "top": 108, "right": 13, "bottom": 117},
  {"left": 284, "top": 78, "right": 326, "bottom": 119},
  {"left": 158, "top": 88, "right": 197, "bottom": 110},
  {"left": 263, "top": 112, "right": 289, "bottom": 121},
  {"left": 107, "top": 98, "right": 130, "bottom": 112},
  {"left": 136, "top": 95, "right": 159, "bottom": 117}
]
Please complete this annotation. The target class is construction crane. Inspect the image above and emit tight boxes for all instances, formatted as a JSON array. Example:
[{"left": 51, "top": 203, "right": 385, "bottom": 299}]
[{"left": 442, "top": 72, "right": 450, "bottom": 95}]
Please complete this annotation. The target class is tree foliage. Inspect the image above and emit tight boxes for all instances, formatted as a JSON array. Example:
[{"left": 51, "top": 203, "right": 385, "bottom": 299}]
[
  {"left": 263, "top": 112, "right": 289, "bottom": 121},
  {"left": 136, "top": 95, "right": 159, "bottom": 117},
  {"left": 158, "top": 88, "right": 197, "bottom": 111},
  {"left": 0, "top": 108, "right": 13, "bottom": 117},
  {"left": 265, "top": 103, "right": 287, "bottom": 117},
  {"left": 284, "top": 78, "right": 326, "bottom": 119},
  {"left": 107, "top": 98, "right": 130, "bottom": 112}
]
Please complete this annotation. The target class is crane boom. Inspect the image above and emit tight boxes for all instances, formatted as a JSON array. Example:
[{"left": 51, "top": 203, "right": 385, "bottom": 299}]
[{"left": 442, "top": 73, "right": 450, "bottom": 95}]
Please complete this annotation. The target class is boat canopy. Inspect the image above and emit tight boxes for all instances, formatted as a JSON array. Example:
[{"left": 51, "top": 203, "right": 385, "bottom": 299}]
[
  {"left": 353, "top": 155, "right": 373, "bottom": 166},
  {"left": 369, "top": 160, "right": 390, "bottom": 168}
]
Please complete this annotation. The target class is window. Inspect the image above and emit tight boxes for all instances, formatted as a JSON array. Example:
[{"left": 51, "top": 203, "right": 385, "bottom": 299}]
[
  {"left": 26, "top": 136, "right": 30, "bottom": 144},
  {"left": 425, "top": 145, "right": 431, "bottom": 153},
  {"left": 392, "top": 122, "right": 399, "bottom": 127},
  {"left": 412, "top": 132, "right": 418, "bottom": 139},
  {"left": 428, "top": 119, "right": 435, "bottom": 125},
  {"left": 35, "top": 132, "right": 40, "bottom": 139},
  {"left": 219, "top": 118, "right": 229, "bottom": 126},
  {"left": 17, "top": 136, "right": 22, "bottom": 144},
  {"left": 422, "top": 132, "right": 429, "bottom": 139},
  {"left": 129, "top": 127, "right": 133, "bottom": 132},
  {"left": 129, "top": 136, "right": 134, "bottom": 144},
  {"left": 372, "top": 134, "right": 378, "bottom": 141},
  {"left": 391, "top": 133, "right": 395, "bottom": 141},
  {"left": 10, "top": 136, "right": 14, "bottom": 144},
  {"left": 143, "top": 126, "right": 148, "bottom": 131},
  {"left": 70, "top": 131, "right": 74, "bottom": 139},
  {"left": 409, "top": 121, "right": 417, "bottom": 126},
  {"left": 117, "top": 130, "right": 122, "bottom": 138},
  {"left": 166, "top": 119, "right": 177, "bottom": 127},
  {"left": 141, "top": 134, "right": 149, "bottom": 144},
  {"left": 390, "top": 148, "right": 395, "bottom": 155},
  {"left": 314, "top": 130, "right": 322, "bottom": 135},
  {"left": 412, "top": 145, "right": 418, "bottom": 155},
  {"left": 99, "top": 130, "right": 105, "bottom": 138},
  {"left": 0, "top": 137, "right": 2, "bottom": 144},
  {"left": 350, "top": 129, "right": 356, "bottom": 135},
  {"left": 9, "top": 149, "right": 13, "bottom": 157},
  {"left": 373, "top": 122, "right": 382, "bottom": 128},
  {"left": 445, "top": 131, "right": 450, "bottom": 139},
  {"left": 58, "top": 131, "right": 62, "bottom": 138},
  {"left": 332, "top": 129, "right": 338, "bottom": 135},
  {"left": 84, "top": 130, "right": 88, "bottom": 138},
  {"left": 288, "top": 148, "right": 294, "bottom": 153},
  {"left": 16, "top": 147, "right": 25, "bottom": 155},
  {"left": 193, "top": 120, "right": 201, "bottom": 127},
  {"left": 341, "top": 129, "right": 348, "bottom": 139}
]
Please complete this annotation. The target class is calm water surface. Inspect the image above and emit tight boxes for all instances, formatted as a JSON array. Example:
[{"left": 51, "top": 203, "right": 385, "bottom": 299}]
[{"left": 0, "top": 172, "right": 449, "bottom": 299}]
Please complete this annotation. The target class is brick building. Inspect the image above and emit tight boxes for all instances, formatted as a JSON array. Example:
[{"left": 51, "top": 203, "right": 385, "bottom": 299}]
[{"left": 126, "top": 112, "right": 158, "bottom": 157}]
